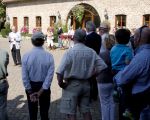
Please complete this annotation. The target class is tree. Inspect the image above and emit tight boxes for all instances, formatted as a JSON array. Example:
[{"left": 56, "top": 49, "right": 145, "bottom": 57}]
[
  {"left": 0, "top": 1, "right": 6, "bottom": 30},
  {"left": 71, "top": 5, "right": 84, "bottom": 23}
]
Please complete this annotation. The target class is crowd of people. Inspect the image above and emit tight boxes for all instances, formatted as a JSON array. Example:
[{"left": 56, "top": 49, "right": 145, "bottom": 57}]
[{"left": 0, "top": 21, "right": 150, "bottom": 120}]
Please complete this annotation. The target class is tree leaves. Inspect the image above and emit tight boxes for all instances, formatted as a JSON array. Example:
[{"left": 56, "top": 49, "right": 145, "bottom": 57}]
[
  {"left": 71, "top": 5, "right": 84, "bottom": 23},
  {"left": 0, "top": 1, "right": 6, "bottom": 18}
]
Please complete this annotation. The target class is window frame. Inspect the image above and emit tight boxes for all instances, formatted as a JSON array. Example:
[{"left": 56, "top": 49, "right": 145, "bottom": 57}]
[
  {"left": 24, "top": 17, "right": 29, "bottom": 27},
  {"left": 143, "top": 14, "right": 150, "bottom": 27},
  {"left": 36, "top": 16, "right": 42, "bottom": 27},
  {"left": 115, "top": 14, "right": 127, "bottom": 29},
  {"left": 50, "top": 16, "right": 56, "bottom": 27}
]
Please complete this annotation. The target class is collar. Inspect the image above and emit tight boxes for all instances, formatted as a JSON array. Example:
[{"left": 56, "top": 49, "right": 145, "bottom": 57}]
[
  {"left": 74, "top": 43, "right": 85, "bottom": 47},
  {"left": 33, "top": 46, "right": 44, "bottom": 50},
  {"left": 115, "top": 44, "right": 127, "bottom": 47},
  {"left": 87, "top": 31, "right": 94, "bottom": 35}
]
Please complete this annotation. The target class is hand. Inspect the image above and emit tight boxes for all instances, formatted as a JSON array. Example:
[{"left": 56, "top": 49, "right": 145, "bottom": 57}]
[
  {"left": 29, "top": 93, "right": 38, "bottom": 102},
  {"left": 58, "top": 81, "right": 68, "bottom": 89},
  {"left": 36, "top": 88, "right": 44, "bottom": 97}
]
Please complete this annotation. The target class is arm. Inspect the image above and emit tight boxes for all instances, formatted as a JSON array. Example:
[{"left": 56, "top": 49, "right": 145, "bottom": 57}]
[
  {"left": 5, "top": 52, "right": 9, "bottom": 66},
  {"left": 8, "top": 33, "right": 12, "bottom": 42},
  {"left": 94, "top": 54, "right": 107, "bottom": 76},
  {"left": 56, "top": 51, "right": 70, "bottom": 88},
  {"left": 114, "top": 55, "right": 142, "bottom": 86},
  {"left": 125, "top": 47, "right": 133, "bottom": 65},
  {"left": 41, "top": 56, "right": 55, "bottom": 91},
  {"left": 22, "top": 55, "right": 32, "bottom": 94}
]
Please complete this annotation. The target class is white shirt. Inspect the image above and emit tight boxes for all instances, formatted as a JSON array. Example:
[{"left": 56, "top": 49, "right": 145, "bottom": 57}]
[
  {"left": 57, "top": 43, "right": 107, "bottom": 80},
  {"left": 68, "top": 29, "right": 74, "bottom": 36},
  {"left": 8, "top": 32, "right": 21, "bottom": 50}
]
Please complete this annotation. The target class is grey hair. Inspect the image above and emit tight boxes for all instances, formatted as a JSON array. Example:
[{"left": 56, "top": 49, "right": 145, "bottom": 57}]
[
  {"left": 74, "top": 29, "right": 86, "bottom": 42},
  {"left": 86, "top": 21, "right": 96, "bottom": 32}
]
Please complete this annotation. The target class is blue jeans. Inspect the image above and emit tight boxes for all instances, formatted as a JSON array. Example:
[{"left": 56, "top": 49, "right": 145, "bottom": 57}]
[
  {"left": 0, "top": 80, "right": 9, "bottom": 120},
  {"left": 97, "top": 83, "right": 118, "bottom": 120}
]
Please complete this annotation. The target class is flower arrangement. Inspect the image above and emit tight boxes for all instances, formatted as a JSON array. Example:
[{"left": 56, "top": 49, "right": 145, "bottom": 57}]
[
  {"left": 21, "top": 26, "right": 29, "bottom": 36},
  {"left": 32, "top": 27, "right": 42, "bottom": 34}
]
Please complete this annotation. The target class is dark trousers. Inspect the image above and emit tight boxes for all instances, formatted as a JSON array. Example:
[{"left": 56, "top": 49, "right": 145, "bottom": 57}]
[
  {"left": 130, "top": 88, "right": 150, "bottom": 120},
  {"left": 11, "top": 45, "right": 21, "bottom": 65},
  {"left": 26, "top": 81, "right": 50, "bottom": 120},
  {"left": 89, "top": 76, "right": 98, "bottom": 101},
  {"left": 118, "top": 85, "right": 132, "bottom": 120}
]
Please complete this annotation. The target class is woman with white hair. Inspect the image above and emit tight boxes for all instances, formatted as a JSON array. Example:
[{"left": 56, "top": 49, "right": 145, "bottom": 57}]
[{"left": 97, "top": 23, "right": 117, "bottom": 120}]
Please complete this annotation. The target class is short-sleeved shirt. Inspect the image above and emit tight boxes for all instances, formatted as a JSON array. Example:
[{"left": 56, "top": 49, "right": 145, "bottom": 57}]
[
  {"left": 110, "top": 44, "right": 133, "bottom": 71},
  {"left": 56, "top": 43, "right": 107, "bottom": 80}
]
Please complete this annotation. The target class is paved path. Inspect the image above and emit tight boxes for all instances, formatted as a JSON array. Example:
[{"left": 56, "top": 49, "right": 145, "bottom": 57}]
[{"left": 0, "top": 38, "right": 101, "bottom": 120}]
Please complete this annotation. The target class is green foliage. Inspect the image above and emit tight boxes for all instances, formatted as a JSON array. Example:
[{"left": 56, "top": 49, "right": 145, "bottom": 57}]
[
  {"left": 1, "top": 21, "right": 11, "bottom": 38},
  {"left": 53, "top": 24, "right": 58, "bottom": 42},
  {"left": 1, "top": 28, "right": 11, "bottom": 38},
  {"left": 62, "top": 24, "right": 68, "bottom": 33},
  {"left": 71, "top": 5, "right": 84, "bottom": 23},
  {"left": 0, "top": 2, "right": 6, "bottom": 18},
  {"left": 4, "top": 21, "right": 10, "bottom": 29}
]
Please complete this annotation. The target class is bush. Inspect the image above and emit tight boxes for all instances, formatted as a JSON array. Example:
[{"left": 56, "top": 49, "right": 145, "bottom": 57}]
[
  {"left": 4, "top": 22, "right": 10, "bottom": 29},
  {"left": 62, "top": 24, "right": 68, "bottom": 33},
  {"left": 53, "top": 26, "right": 58, "bottom": 43},
  {"left": 1, "top": 28, "right": 11, "bottom": 38}
]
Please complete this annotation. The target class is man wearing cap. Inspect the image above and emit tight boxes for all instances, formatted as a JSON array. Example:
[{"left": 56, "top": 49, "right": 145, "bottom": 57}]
[
  {"left": 56, "top": 29, "right": 107, "bottom": 120},
  {"left": 22, "top": 32, "right": 55, "bottom": 120},
  {"left": 0, "top": 49, "right": 9, "bottom": 120},
  {"left": 8, "top": 26, "right": 22, "bottom": 66}
]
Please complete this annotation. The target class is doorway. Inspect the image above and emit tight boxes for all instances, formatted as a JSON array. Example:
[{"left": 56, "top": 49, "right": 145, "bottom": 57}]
[{"left": 67, "top": 3, "right": 100, "bottom": 30}]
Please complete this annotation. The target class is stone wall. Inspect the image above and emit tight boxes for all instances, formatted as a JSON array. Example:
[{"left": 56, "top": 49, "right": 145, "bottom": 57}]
[{"left": 5, "top": 0, "right": 150, "bottom": 33}]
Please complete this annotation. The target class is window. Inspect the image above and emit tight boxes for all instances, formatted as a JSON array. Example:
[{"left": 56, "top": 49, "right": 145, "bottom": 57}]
[
  {"left": 36, "top": 16, "right": 42, "bottom": 27},
  {"left": 143, "top": 14, "right": 150, "bottom": 27},
  {"left": 115, "top": 15, "right": 126, "bottom": 28},
  {"left": 13, "top": 17, "right": 18, "bottom": 31},
  {"left": 24, "top": 17, "right": 29, "bottom": 27},
  {"left": 50, "top": 16, "right": 56, "bottom": 27}
]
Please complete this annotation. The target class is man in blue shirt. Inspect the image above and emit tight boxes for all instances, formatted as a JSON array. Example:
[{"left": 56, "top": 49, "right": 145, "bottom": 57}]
[
  {"left": 114, "top": 26, "right": 150, "bottom": 120},
  {"left": 22, "top": 32, "right": 55, "bottom": 120}
]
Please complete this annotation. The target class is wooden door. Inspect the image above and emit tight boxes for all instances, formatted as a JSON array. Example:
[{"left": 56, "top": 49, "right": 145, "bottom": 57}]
[{"left": 13, "top": 17, "right": 18, "bottom": 31}]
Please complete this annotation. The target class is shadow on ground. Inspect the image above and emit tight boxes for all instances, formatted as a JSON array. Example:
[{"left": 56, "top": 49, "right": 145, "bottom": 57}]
[{"left": 7, "top": 95, "right": 101, "bottom": 120}]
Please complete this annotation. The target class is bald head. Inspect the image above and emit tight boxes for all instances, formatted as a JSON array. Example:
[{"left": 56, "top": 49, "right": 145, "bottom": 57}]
[
  {"left": 134, "top": 26, "right": 150, "bottom": 47},
  {"left": 11, "top": 26, "right": 16, "bottom": 33}
]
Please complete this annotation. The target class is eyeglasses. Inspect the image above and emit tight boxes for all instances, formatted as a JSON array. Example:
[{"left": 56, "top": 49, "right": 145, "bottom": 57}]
[{"left": 138, "top": 25, "right": 148, "bottom": 42}]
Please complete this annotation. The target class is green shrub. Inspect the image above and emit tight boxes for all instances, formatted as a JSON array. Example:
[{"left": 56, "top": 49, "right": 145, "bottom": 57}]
[
  {"left": 4, "top": 22, "right": 10, "bottom": 29},
  {"left": 1, "top": 28, "right": 11, "bottom": 38},
  {"left": 62, "top": 24, "right": 68, "bottom": 33},
  {"left": 53, "top": 28, "right": 58, "bottom": 43}
]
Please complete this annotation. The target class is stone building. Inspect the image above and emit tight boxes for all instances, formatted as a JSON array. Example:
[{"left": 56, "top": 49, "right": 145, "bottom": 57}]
[{"left": 2, "top": 0, "right": 150, "bottom": 33}]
